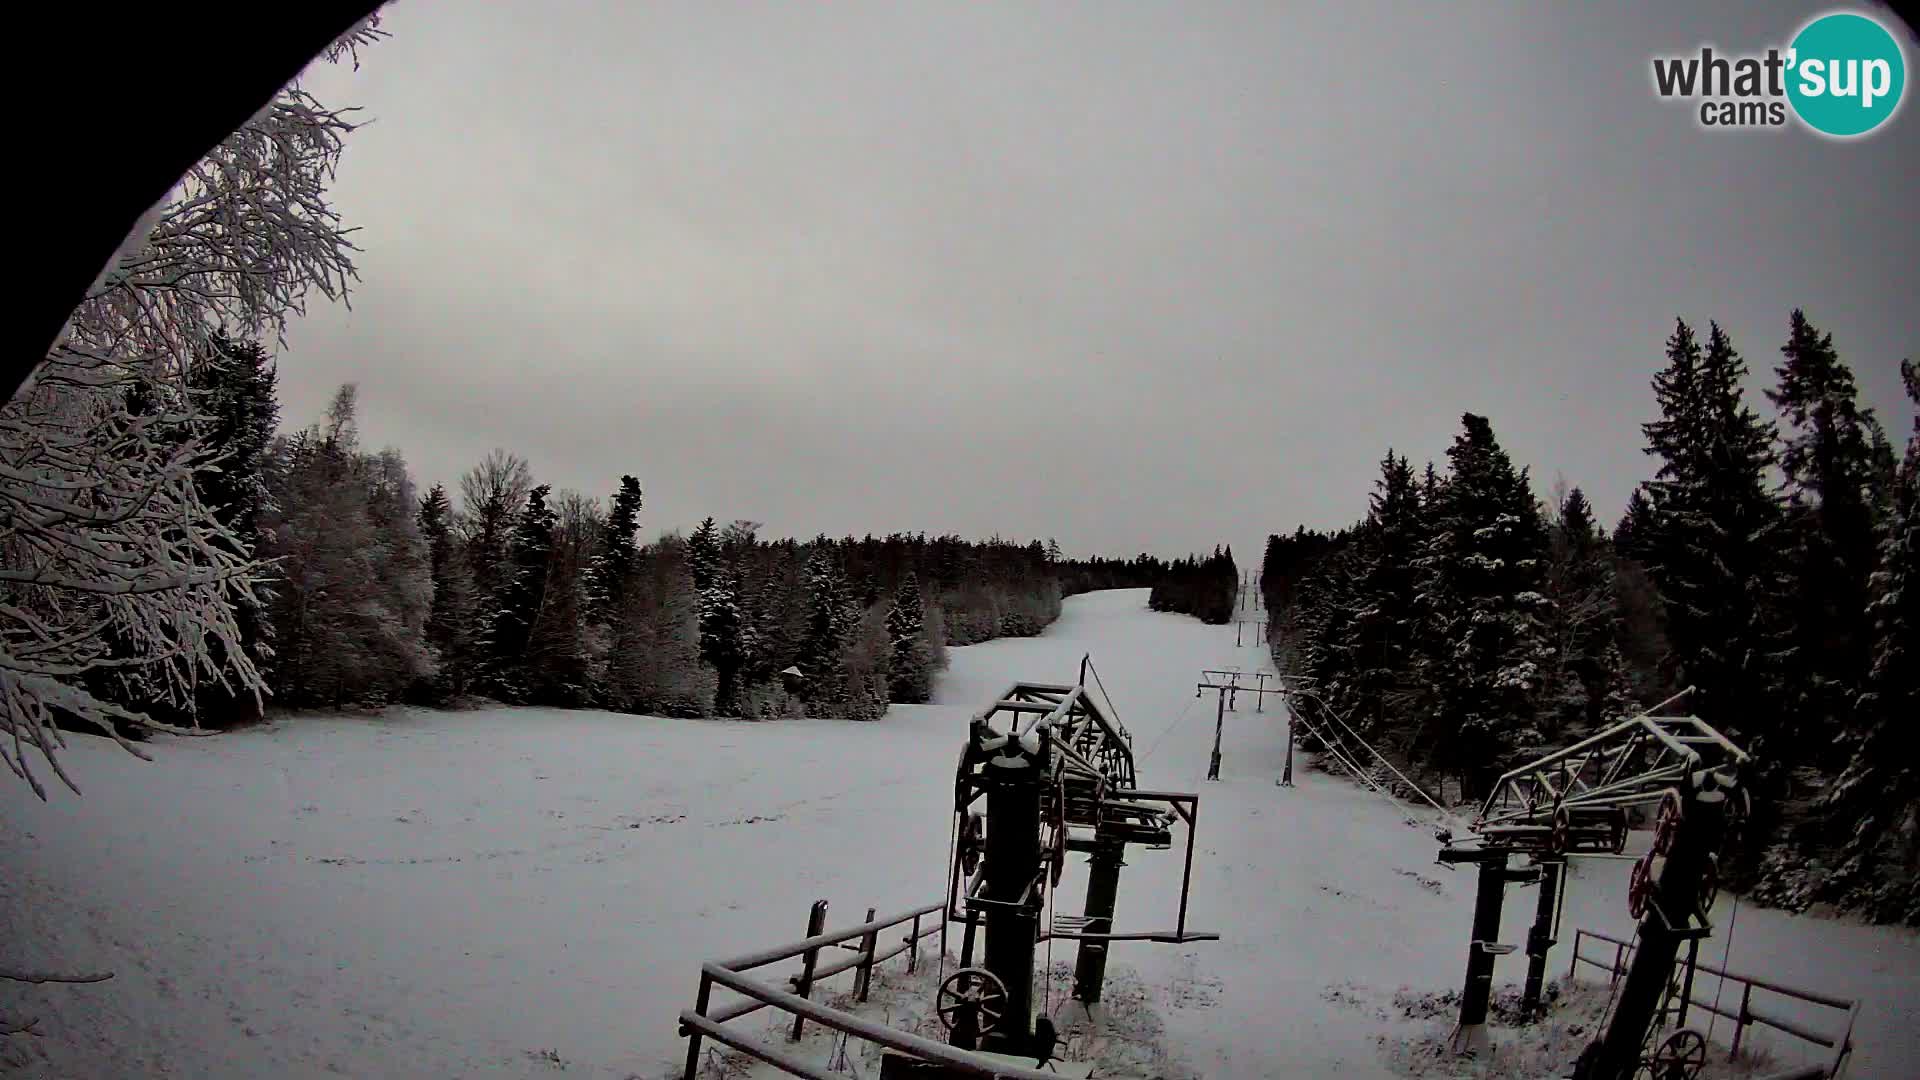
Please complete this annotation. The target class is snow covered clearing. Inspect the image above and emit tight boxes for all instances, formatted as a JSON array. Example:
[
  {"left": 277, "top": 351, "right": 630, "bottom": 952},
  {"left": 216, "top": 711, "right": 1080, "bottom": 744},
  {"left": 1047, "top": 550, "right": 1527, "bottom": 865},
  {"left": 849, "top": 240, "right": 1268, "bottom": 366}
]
[{"left": 3, "top": 590, "right": 1914, "bottom": 1077}]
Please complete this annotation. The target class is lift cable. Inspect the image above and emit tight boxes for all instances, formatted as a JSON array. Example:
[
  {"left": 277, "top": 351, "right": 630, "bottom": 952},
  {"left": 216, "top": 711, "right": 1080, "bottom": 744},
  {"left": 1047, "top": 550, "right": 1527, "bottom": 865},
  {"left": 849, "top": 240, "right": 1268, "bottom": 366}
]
[
  {"left": 1139, "top": 693, "right": 1200, "bottom": 764},
  {"left": 1283, "top": 698, "right": 1419, "bottom": 820},
  {"left": 1705, "top": 891, "right": 1742, "bottom": 1047},
  {"left": 1287, "top": 689, "right": 1477, "bottom": 839}
]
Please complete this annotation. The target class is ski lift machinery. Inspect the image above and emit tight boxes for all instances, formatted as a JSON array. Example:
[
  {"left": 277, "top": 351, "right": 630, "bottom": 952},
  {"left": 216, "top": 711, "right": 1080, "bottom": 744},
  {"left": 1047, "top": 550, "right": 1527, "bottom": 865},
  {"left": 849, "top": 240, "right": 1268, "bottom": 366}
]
[
  {"left": 1432, "top": 691, "right": 1754, "bottom": 1080},
  {"left": 903, "top": 658, "right": 1218, "bottom": 1076}
]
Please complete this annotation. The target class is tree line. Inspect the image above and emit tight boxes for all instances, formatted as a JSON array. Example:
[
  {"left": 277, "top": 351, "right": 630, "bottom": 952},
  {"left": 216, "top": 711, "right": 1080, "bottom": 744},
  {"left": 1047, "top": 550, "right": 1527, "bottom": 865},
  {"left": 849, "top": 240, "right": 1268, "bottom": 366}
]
[
  {"left": 1263, "top": 311, "right": 1916, "bottom": 925},
  {"left": 76, "top": 350, "right": 1244, "bottom": 729},
  {"left": 1148, "top": 547, "right": 1240, "bottom": 624}
]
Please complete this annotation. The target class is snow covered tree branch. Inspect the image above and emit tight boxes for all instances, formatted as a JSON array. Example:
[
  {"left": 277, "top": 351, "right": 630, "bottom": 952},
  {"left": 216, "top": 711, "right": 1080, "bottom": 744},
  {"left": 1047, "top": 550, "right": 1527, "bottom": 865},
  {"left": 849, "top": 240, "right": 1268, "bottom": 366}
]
[{"left": 0, "top": 16, "right": 382, "bottom": 797}]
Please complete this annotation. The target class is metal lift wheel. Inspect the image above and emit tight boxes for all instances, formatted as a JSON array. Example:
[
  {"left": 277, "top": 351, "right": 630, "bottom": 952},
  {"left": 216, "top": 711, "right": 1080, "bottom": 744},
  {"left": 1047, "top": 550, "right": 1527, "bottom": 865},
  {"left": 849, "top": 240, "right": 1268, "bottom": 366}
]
[
  {"left": 936, "top": 967, "right": 1009, "bottom": 1038},
  {"left": 957, "top": 811, "right": 984, "bottom": 877},
  {"left": 1551, "top": 806, "right": 1572, "bottom": 854},
  {"left": 1653, "top": 790, "right": 1684, "bottom": 857},
  {"left": 1698, "top": 853, "right": 1719, "bottom": 915},
  {"left": 954, "top": 745, "right": 972, "bottom": 812},
  {"left": 1628, "top": 852, "right": 1656, "bottom": 920},
  {"left": 1644, "top": 1028, "right": 1708, "bottom": 1080},
  {"left": 1610, "top": 808, "right": 1630, "bottom": 855}
]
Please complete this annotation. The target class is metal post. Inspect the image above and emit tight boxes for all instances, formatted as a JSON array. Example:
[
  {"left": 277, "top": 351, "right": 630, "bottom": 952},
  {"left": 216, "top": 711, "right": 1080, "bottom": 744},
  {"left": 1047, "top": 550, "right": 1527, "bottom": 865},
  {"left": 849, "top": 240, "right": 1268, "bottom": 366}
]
[
  {"left": 1675, "top": 935, "right": 1700, "bottom": 1029},
  {"left": 1582, "top": 785, "right": 1727, "bottom": 1080},
  {"left": 1071, "top": 839, "right": 1126, "bottom": 1003},
  {"left": 1176, "top": 798, "right": 1197, "bottom": 938},
  {"left": 855, "top": 906, "right": 879, "bottom": 1002},
  {"left": 907, "top": 912, "right": 921, "bottom": 975},
  {"left": 682, "top": 972, "right": 713, "bottom": 1080},
  {"left": 1207, "top": 688, "right": 1225, "bottom": 781},
  {"left": 1279, "top": 702, "right": 1295, "bottom": 787},
  {"left": 1732, "top": 983, "right": 1752, "bottom": 1058},
  {"left": 981, "top": 757, "right": 1041, "bottom": 1055},
  {"left": 790, "top": 900, "right": 830, "bottom": 1041},
  {"left": 1446, "top": 851, "right": 1511, "bottom": 1058},
  {"left": 1522, "top": 857, "right": 1563, "bottom": 1019}
]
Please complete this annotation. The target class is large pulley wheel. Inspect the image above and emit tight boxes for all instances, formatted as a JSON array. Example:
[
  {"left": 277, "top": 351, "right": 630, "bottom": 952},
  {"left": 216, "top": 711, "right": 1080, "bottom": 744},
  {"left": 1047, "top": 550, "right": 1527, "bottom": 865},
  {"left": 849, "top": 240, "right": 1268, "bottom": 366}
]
[
  {"left": 957, "top": 811, "right": 985, "bottom": 877},
  {"left": 937, "top": 967, "right": 1008, "bottom": 1038},
  {"left": 1720, "top": 786, "right": 1751, "bottom": 859},
  {"left": 954, "top": 745, "right": 973, "bottom": 812},
  {"left": 1642, "top": 1028, "right": 1707, "bottom": 1080},
  {"left": 1610, "top": 809, "right": 1630, "bottom": 855},
  {"left": 1551, "top": 806, "right": 1572, "bottom": 854},
  {"left": 1653, "top": 790, "right": 1684, "bottom": 857},
  {"left": 1697, "top": 853, "right": 1719, "bottom": 915},
  {"left": 1628, "top": 853, "right": 1657, "bottom": 920}
]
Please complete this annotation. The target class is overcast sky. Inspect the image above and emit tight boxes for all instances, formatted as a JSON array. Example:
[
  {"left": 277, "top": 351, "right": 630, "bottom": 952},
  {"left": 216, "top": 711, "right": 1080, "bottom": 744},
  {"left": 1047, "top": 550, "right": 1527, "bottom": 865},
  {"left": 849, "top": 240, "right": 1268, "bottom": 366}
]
[{"left": 286, "top": 1, "right": 1918, "bottom": 563}]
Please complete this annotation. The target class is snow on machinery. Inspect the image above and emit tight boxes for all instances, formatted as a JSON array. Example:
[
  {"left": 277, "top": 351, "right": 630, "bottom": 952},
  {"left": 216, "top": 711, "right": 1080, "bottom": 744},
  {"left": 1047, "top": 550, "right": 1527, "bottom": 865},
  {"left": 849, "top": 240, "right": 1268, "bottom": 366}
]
[
  {"left": 1431, "top": 690, "right": 1756, "bottom": 1080},
  {"left": 926, "top": 658, "right": 1218, "bottom": 1072}
]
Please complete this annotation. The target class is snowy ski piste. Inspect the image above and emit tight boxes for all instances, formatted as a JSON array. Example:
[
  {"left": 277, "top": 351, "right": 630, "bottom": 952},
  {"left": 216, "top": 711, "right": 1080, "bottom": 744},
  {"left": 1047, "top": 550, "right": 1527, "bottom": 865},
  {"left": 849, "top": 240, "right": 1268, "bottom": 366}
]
[{"left": 2, "top": 590, "right": 1913, "bottom": 1077}]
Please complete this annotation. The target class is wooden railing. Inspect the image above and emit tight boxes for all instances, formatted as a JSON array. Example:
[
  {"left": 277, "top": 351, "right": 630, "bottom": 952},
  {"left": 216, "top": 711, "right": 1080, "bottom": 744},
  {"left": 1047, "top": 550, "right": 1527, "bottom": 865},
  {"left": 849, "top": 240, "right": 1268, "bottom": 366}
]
[
  {"left": 1569, "top": 927, "right": 1859, "bottom": 1078},
  {"left": 678, "top": 898, "right": 1065, "bottom": 1080}
]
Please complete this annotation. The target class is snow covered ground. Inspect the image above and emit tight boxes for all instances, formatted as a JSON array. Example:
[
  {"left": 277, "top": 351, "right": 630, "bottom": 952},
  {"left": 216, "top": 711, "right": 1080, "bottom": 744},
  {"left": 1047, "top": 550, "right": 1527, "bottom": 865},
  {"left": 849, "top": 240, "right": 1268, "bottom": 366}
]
[{"left": 3, "top": 589, "right": 1914, "bottom": 1077}]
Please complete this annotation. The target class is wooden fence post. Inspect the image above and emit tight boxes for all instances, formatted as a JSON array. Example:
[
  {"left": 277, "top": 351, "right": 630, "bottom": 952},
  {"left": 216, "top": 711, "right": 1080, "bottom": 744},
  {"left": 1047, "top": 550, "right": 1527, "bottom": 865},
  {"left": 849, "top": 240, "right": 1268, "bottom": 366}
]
[
  {"left": 789, "top": 900, "right": 829, "bottom": 1042},
  {"left": 907, "top": 912, "right": 922, "bottom": 975},
  {"left": 855, "top": 906, "right": 879, "bottom": 1002},
  {"left": 682, "top": 971, "right": 712, "bottom": 1080}
]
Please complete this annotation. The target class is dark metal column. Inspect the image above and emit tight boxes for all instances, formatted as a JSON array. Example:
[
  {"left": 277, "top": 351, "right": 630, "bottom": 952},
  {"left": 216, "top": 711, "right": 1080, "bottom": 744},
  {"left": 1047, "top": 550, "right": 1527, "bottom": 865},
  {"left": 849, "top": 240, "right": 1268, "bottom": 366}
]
[
  {"left": 981, "top": 757, "right": 1041, "bottom": 1054},
  {"left": 1279, "top": 701, "right": 1296, "bottom": 787},
  {"left": 1585, "top": 787, "right": 1726, "bottom": 1080},
  {"left": 1071, "top": 840, "right": 1125, "bottom": 1003},
  {"left": 1207, "top": 689, "right": 1225, "bottom": 781},
  {"left": 1443, "top": 848, "right": 1511, "bottom": 1058},
  {"left": 1522, "top": 857, "right": 1563, "bottom": 1019}
]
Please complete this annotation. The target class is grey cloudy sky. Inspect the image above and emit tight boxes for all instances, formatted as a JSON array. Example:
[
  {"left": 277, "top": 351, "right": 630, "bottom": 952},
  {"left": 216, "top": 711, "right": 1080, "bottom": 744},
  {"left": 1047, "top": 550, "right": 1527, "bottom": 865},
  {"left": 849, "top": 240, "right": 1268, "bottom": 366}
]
[{"left": 286, "top": 1, "right": 1918, "bottom": 563}]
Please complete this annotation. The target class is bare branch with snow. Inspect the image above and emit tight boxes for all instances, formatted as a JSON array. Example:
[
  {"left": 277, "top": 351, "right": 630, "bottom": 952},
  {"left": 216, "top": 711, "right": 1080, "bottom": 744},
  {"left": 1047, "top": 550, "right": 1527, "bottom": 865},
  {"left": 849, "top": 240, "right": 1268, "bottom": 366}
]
[{"left": 0, "top": 18, "right": 381, "bottom": 796}]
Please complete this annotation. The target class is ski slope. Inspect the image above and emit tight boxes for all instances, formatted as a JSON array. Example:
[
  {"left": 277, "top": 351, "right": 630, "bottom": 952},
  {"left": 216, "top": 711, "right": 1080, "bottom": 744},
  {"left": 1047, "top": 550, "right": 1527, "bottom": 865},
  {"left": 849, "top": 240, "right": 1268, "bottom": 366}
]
[{"left": 2, "top": 590, "right": 1914, "bottom": 1077}]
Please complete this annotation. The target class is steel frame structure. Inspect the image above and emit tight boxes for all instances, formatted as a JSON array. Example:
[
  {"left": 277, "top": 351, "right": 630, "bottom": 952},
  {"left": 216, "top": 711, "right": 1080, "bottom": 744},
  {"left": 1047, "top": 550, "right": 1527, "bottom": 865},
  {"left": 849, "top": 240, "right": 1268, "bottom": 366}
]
[
  {"left": 1472, "top": 707, "right": 1750, "bottom": 852},
  {"left": 945, "top": 672, "right": 1216, "bottom": 1056}
]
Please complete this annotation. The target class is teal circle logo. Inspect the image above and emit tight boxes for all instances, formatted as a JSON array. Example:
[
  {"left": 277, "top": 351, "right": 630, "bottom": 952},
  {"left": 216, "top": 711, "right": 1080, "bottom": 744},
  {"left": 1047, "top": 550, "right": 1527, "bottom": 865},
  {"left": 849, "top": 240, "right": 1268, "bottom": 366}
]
[{"left": 1786, "top": 12, "right": 1906, "bottom": 137}]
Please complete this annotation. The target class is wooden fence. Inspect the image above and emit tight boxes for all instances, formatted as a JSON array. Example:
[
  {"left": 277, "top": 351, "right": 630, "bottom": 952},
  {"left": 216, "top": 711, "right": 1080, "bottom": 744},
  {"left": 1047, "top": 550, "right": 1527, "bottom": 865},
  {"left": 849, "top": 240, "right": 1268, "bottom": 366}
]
[{"left": 1569, "top": 927, "right": 1858, "bottom": 1078}]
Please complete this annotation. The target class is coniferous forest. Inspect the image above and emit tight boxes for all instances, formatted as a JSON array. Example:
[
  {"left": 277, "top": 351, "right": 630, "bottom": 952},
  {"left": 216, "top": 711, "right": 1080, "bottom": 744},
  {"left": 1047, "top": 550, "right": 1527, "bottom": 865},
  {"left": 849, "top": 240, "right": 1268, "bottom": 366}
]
[{"left": 1263, "top": 312, "right": 1917, "bottom": 924}]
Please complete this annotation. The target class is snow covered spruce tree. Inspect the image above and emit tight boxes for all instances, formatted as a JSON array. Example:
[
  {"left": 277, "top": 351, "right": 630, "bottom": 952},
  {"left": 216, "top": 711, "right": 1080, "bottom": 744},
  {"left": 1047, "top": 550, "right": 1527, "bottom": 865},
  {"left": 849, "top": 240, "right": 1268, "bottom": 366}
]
[
  {"left": 1541, "top": 487, "right": 1633, "bottom": 737},
  {"left": 416, "top": 483, "right": 476, "bottom": 700},
  {"left": 1760, "top": 359, "right": 1919, "bottom": 922},
  {"left": 480, "top": 484, "right": 556, "bottom": 702},
  {"left": 886, "top": 571, "right": 939, "bottom": 704},
  {"left": 687, "top": 517, "right": 748, "bottom": 715},
  {"left": 797, "top": 546, "right": 857, "bottom": 715},
  {"left": 0, "top": 18, "right": 384, "bottom": 793},
  {"left": 1343, "top": 451, "right": 1426, "bottom": 737},
  {"left": 1766, "top": 311, "right": 1883, "bottom": 765},
  {"left": 1636, "top": 320, "right": 1795, "bottom": 877},
  {"left": 1414, "top": 413, "right": 1554, "bottom": 798},
  {"left": 1638, "top": 320, "right": 1789, "bottom": 728}
]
